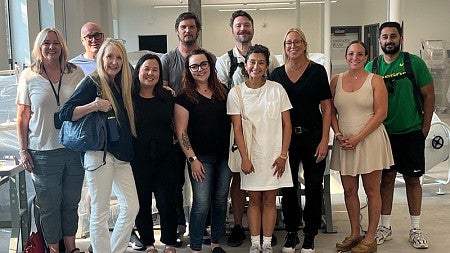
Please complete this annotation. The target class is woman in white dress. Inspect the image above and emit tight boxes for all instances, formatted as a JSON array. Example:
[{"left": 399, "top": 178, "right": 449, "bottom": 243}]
[{"left": 227, "top": 44, "right": 293, "bottom": 253}]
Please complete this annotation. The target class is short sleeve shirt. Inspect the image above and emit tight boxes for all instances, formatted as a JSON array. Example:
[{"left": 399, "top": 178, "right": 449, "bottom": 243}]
[
  {"left": 176, "top": 92, "right": 230, "bottom": 157},
  {"left": 271, "top": 62, "right": 331, "bottom": 131},
  {"left": 365, "top": 52, "right": 433, "bottom": 134},
  {"left": 16, "top": 67, "right": 84, "bottom": 150}
]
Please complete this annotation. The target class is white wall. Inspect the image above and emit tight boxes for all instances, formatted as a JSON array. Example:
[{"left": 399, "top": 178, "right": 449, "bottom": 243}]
[
  {"left": 6, "top": 0, "right": 450, "bottom": 67},
  {"left": 403, "top": 0, "right": 450, "bottom": 55},
  {"left": 112, "top": 0, "right": 450, "bottom": 57},
  {"left": 64, "top": 0, "right": 112, "bottom": 59},
  {"left": 115, "top": 1, "right": 328, "bottom": 57}
]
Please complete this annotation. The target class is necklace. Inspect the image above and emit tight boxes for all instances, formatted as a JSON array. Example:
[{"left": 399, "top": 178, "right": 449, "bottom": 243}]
[
  {"left": 348, "top": 71, "right": 365, "bottom": 80},
  {"left": 289, "top": 60, "right": 308, "bottom": 72}
]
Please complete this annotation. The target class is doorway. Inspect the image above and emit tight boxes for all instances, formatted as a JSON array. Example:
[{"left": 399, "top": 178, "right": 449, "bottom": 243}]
[{"left": 364, "top": 24, "right": 379, "bottom": 61}]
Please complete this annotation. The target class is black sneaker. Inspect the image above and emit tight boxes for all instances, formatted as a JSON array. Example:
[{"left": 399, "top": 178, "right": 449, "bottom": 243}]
[
  {"left": 227, "top": 224, "right": 246, "bottom": 247},
  {"left": 281, "top": 232, "right": 301, "bottom": 253},
  {"left": 301, "top": 234, "right": 315, "bottom": 253},
  {"left": 174, "top": 237, "right": 183, "bottom": 248},
  {"left": 129, "top": 230, "right": 145, "bottom": 250}
]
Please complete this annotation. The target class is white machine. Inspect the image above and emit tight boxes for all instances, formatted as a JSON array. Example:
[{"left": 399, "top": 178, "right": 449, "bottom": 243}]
[{"left": 423, "top": 113, "right": 450, "bottom": 194}]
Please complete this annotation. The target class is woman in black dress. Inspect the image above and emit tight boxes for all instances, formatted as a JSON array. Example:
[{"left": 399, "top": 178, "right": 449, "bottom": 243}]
[{"left": 131, "top": 54, "right": 178, "bottom": 253}]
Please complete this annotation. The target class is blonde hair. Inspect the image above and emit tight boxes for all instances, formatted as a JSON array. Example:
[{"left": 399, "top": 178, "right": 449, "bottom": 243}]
[
  {"left": 282, "top": 28, "right": 309, "bottom": 64},
  {"left": 95, "top": 38, "right": 136, "bottom": 137},
  {"left": 31, "top": 27, "right": 76, "bottom": 73}
]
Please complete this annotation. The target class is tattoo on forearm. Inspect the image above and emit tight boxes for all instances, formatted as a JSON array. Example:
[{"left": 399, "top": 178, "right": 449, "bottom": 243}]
[{"left": 181, "top": 132, "right": 192, "bottom": 150}]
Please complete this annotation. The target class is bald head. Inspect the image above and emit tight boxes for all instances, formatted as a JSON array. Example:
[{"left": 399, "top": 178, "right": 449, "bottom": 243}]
[{"left": 80, "top": 22, "right": 104, "bottom": 59}]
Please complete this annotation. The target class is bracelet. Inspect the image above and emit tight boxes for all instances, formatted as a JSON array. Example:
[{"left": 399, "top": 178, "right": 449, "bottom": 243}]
[
  {"left": 279, "top": 155, "right": 288, "bottom": 160},
  {"left": 334, "top": 132, "right": 343, "bottom": 137},
  {"left": 19, "top": 149, "right": 27, "bottom": 153}
]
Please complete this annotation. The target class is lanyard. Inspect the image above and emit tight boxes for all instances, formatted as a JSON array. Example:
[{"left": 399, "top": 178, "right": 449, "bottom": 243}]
[{"left": 43, "top": 66, "right": 63, "bottom": 107}]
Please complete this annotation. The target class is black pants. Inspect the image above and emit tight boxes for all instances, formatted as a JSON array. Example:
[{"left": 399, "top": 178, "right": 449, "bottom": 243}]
[
  {"left": 281, "top": 132, "right": 326, "bottom": 236},
  {"left": 132, "top": 143, "right": 178, "bottom": 246}
]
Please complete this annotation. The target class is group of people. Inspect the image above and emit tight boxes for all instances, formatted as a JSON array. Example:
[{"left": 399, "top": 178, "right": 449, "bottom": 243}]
[{"left": 16, "top": 8, "right": 434, "bottom": 253}]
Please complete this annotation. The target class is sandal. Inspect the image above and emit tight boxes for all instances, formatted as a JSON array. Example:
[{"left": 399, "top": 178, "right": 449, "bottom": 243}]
[
  {"left": 145, "top": 245, "right": 158, "bottom": 253},
  {"left": 164, "top": 245, "right": 176, "bottom": 253}
]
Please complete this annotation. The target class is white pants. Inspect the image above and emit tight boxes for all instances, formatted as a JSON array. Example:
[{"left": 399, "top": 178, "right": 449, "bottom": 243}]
[{"left": 84, "top": 151, "right": 139, "bottom": 253}]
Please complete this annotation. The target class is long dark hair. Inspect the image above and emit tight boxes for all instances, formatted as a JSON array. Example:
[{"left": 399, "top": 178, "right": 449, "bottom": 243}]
[
  {"left": 182, "top": 49, "right": 228, "bottom": 103},
  {"left": 132, "top": 53, "right": 171, "bottom": 101}
]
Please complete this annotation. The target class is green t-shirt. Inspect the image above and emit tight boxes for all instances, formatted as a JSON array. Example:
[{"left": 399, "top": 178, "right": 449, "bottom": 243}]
[{"left": 365, "top": 52, "right": 433, "bottom": 134}]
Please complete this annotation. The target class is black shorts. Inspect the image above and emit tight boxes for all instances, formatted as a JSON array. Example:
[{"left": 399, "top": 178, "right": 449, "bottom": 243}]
[{"left": 388, "top": 130, "right": 426, "bottom": 177}]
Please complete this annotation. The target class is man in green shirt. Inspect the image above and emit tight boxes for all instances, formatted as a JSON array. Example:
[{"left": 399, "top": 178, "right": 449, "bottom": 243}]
[{"left": 365, "top": 21, "right": 435, "bottom": 250}]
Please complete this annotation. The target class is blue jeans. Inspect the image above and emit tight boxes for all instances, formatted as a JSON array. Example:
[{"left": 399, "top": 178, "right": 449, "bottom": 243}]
[{"left": 188, "top": 155, "right": 232, "bottom": 251}]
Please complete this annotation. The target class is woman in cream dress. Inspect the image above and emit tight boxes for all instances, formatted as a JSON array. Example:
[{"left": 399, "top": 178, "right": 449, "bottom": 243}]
[
  {"left": 227, "top": 44, "right": 293, "bottom": 253},
  {"left": 330, "top": 41, "right": 394, "bottom": 253}
]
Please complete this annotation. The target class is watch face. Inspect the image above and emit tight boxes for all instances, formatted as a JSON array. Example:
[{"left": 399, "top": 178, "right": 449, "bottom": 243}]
[{"left": 189, "top": 157, "right": 195, "bottom": 163}]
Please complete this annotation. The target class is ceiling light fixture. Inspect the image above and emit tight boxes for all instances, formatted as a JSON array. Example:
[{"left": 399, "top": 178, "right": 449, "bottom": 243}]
[{"left": 153, "top": 1, "right": 337, "bottom": 9}]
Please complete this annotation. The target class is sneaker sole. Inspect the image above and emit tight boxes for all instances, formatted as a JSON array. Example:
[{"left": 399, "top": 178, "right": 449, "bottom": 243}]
[
  {"left": 377, "top": 234, "right": 393, "bottom": 245},
  {"left": 227, "top": 240, "right": 243, "bottom": 247},
  {"left": 282, "top": 245, "right": 301, "bottom": 253},
  {"left": 409, "top": 238, "right": 428, "bottom": 249}
]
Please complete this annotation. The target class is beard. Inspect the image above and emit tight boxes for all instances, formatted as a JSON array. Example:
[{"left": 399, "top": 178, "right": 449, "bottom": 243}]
[
  {"left": 381, "top": 42, "right": 401, "bottom": 55},
  {"left": 234, "top": 31, "right": 253, "bottom": 44},
  {"left": 179, "top": 34, "right": 198, "bottom": 46}
]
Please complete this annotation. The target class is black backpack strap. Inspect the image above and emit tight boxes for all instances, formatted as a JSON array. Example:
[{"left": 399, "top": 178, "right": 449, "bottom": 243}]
[
  {"left": 371, "top": 55, "right": 379, "bottom": 74},
  {"left": 403, "top": 52, "right": 424, "bottom": 113},
  {"left": 228, "top": 49, "right": 238, "bottom": 89}
]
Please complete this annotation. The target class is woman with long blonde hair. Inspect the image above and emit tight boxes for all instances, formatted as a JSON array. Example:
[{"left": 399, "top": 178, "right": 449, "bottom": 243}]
[{"left": 60, "top": 38, "right": 139, "bottom": 253}]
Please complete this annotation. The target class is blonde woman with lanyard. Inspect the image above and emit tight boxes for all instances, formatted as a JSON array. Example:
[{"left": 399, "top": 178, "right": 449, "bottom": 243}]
[
  {"left": 16, "top": 27, "right": 85, "bottom": 253},
  {"left": 227, "top": 44, "right": 293, "bottom": 253}
]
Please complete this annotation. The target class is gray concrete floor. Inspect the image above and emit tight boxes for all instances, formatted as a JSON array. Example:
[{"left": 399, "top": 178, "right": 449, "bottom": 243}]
[{"left": 2, "top": 113, "right": 450, "bottom": 252}]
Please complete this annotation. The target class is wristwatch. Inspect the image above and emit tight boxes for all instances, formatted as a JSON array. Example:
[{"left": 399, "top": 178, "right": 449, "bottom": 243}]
[{"left": 188, "top": 156, "right": 197, "bottom": 163}]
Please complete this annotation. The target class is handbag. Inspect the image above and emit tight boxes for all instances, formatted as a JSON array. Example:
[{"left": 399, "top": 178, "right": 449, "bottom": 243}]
[
  {"left": 228, "top": 84, "right": 253, "bottom": 172},
  {"left": 59, "top": 111, "right": 107, "bottom": 152},
  {"left": 24, "top": 231, "right": 45, "bottom": 253},
  {"left": 59, "top": 78, "right": 107, "bottom": 170}
]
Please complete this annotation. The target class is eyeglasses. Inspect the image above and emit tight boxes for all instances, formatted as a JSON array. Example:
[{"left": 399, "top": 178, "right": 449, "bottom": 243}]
[
  {"left": 83, "top": 32, "right": 104, "bottom": 41},
  {"left": 284, "top": 40, "right": 304, "bottom": 47},
  {"left": 189, "top": 61, "right": 209, "bottom": 72}
]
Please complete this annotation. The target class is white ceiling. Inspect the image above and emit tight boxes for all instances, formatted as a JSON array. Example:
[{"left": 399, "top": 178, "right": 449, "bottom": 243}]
[{"left": 151, "top": 0, "right": 294, "bottom": 5}]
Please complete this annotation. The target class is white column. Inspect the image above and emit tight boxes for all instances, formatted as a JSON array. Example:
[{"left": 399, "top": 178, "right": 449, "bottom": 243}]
[
  {"left": 0, "top": 0, "right": 9, "bottom": 69},
  {"left": 295, "top": 0, "right": 301, "bottom": 28},
  {"left": 388, "top": 0, "right": 401, "bottom": 22},
  {"left": 10, "top": 0, "right": 40, "bottom": 67}
]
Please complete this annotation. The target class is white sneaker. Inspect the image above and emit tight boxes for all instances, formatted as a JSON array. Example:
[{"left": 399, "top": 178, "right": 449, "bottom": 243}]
[
  {"left": 249, "top": 244, "right": 261, "bottom": 253},
  {"left": 409, "top": 228, "right": 429, "bottom": 249},
  {"left": 376, "top": 226, "right": 392, "bottom": 245},
  {"left": 262, "top": 244, "right": 273, "bottom": 253}
]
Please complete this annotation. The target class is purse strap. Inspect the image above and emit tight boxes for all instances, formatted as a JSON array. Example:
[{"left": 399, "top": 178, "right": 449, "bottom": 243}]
[
  {"left": 82, "top": 75, "right": 107, "bottom": 171},
  {"left": 235, "top": 84, "right": 245, "bottom": 118}
]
